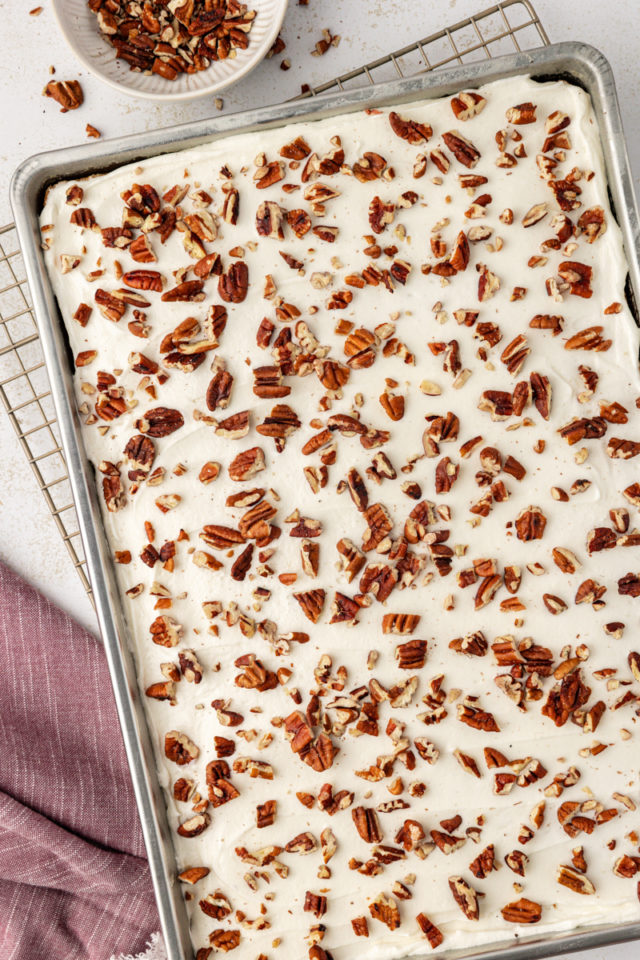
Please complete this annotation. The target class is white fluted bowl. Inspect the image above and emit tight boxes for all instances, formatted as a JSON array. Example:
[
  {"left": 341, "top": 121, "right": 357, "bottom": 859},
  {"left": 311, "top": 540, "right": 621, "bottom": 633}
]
[{"left": 51, "top": 0, "right": 288, "bottom": 101}]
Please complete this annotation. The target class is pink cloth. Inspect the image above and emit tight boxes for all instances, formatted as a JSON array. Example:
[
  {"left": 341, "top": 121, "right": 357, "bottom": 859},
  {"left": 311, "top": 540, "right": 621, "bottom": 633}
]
[{"left": 0, "top": 561, "right": 159, "bottom": 959}]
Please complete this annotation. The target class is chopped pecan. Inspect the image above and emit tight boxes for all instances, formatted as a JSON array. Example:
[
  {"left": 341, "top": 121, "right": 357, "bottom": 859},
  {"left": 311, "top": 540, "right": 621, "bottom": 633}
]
[
  {"left": 416, "top": 913, "right": 443, "bottom": 948},
  {"left": 165, "top": 730, "right": 199, "bottom": 765},
  {"left": 450, "top": 91, "right": 486, "bottom": 121},
  {"left": 448, "top": 876, "right": 480, "bottom": 920},
  {"left": 287, "top": 208, "right": 312, "bottom": 237},
  {"left": 200, "top": 891, "right": 232, "bottom": 919},
  {"left": 256, "top": 201, "right": 285, "bottom": 239},
  {"left": 469, "top": 844, "right": 496, "bottom": 879},
  {"left": 177, "top": 813, "right": 210, "bottom": 838},
  {"left": 369, "top": 196, "right": 395, "bottom": 234},
  {"left": 369, "top": 894, "right": 400, "bottom": 930},
  {"left": 293, "top": 589, "right": 326, "bottom": 623},
  {"left": 506, "top": 102, "right": 536, "bottom": 124}
]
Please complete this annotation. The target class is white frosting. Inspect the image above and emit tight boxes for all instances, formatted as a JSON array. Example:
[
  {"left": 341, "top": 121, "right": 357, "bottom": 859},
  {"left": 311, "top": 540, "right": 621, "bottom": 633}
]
[{"left": 41, "top": 76, "right": 640, "bottom": 960}]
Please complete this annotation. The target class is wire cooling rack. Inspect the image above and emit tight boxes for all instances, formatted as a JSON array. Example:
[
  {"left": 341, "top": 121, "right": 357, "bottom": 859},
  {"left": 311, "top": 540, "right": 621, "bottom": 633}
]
[{"left": 0, "top": 0, "right": 549, "bottom": 601}]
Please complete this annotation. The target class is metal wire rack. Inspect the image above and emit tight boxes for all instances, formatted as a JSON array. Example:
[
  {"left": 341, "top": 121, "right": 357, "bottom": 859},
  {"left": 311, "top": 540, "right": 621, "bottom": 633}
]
[{"left": 0, "top": 0, "right": 549, "bottom": 601}]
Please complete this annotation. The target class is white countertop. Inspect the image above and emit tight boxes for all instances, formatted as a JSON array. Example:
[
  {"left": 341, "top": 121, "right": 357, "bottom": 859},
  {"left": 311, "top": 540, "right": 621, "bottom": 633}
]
[{"left": 1, "top": 3, "right": 639, "bottom": 953}]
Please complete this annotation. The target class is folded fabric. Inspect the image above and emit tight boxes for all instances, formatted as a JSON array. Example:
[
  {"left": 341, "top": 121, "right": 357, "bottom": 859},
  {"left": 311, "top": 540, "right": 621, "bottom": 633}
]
[{"left": 0, "top": 560, "right": 160, "bottom": 960}]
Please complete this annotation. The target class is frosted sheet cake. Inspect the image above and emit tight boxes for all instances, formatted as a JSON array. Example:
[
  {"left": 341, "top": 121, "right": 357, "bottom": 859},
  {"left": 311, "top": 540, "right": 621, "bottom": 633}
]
[{"left": 41, "top": 76, "right": 640, "bottom": 960}]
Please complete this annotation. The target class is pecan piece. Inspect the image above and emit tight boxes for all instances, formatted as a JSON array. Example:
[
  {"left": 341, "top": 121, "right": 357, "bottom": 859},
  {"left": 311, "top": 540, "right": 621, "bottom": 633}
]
[
  {"left": 100, "top": 461, "right": 126, "bottom": 512},
  {"left": 416, "top": 913, "right": 443, "bottom": 949},
  {"left": 222, "top": 188, "right": 239, "bottom": 225},
  {"left": 450, "top": 91, "right": 486, "bottom": 121},
  {"left": 469, "top": 844, "right": 496, "bottom": 879},
  {"left": 382, "top": 613, "right": 421, "bottom": 634},
  {"left": 208, "top": 930, "right": 240, "bottom": 951},
  {"left": 165, "top": 730, "right": 199, "bottom": 765},
  {"left": 362, "top": 503, "right": 393, "bottom": 552},
  {"left": 44, "top": 79, "right": 83, "bottom": 111},
  {"left": 161, "top": 280, "right": 204, "bottom": 302},
  {"left": 256, "top": 201, "right": 285, "bottom": 239},
  {"left": 578, "top": 206, "right": 606, "bottom": 242},
  {"left": 150, "top": 615, "right": 182, "bottom": 647},
  {"left": 177, "top": 813, "right": 210, "bottom": 838},
  {"left": 506, "top": 102, "right": 536, "bottom": 124},
  {"left": 254, "top": 160, "right": 284, "bottom": 190},
  {"left": 607, "top": 437, "right": 640, "bottom": 460},
  {"left": 564, "top": 326, "right": 611, "bottom": 352},
  {"left": 618, "top": 573, "right": 640, "bottom": 597},
  {"left": 352, "top": 806, "right": 382, "bottom": 843},
  {"left": 557, "top": 864, "right": 595, "bottom": 895},
  {"left": 388, "top": 111, "right": 432, "bottom": 144},
  {"left": 449, "top": 231, "right": 470, "bottom": 271},
  {"left": 287, "top": 208, "right": 312, "bottom": 237},
  {"left": 218, "top": 261, "right": 249, "bottom": 303},
  {"left": 442, "top": 131, "right": 480, "bottom": 168},
  {"left": 395, "top": 639, "right": 427, "bottom": 669},
  {"left": 293, "top": 589, "right": 326, "bottom": 623},
  {"left": 515, "top": 506, "right": 546, "bottom": 541},
  {"left": 556, "top": 261, "right": 592, "bottom": 299},
  {"left": 477, "top": 263, "right": 500, "bottom": 301},
  {"left": 448, "top": 876, "right": 480, "bottom": 921},
  {"left": 369, "top": 894, "right": 400, "bottom": 930},
  {"left": 206, "top": 366, "right": 234, "bottom": 411},
  {"left": 200, "top": 891, "right": 232, "bottom": 919},
  {"left": 229, "top": 447, "right": 265, "bottom": 482},
  {"left": 457, "top": 701, "right": 499, "bottom": 732},
  {"left": 369, "top": 196, "right": 395, "bottom": 234},
  {"left": 280, "top": 136, "right": 310, "bottom": 160},
  {"left": 135, "top": 407, "right": 184, "bottom": 438},
  {"left": 501, "top": 899, "right": 542, "bottom": 923}
]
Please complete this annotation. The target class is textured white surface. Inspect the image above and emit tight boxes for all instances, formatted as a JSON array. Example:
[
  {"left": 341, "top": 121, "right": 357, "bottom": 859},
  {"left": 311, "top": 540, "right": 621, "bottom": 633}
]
[{"left": 1, "top": 5, "right": 639, "bottom": 956}]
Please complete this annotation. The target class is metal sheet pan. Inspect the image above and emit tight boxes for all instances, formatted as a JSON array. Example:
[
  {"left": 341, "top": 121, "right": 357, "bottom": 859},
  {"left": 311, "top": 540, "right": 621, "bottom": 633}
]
[{"left": 10, "top": 41, "right": 640, "bottom": 960}]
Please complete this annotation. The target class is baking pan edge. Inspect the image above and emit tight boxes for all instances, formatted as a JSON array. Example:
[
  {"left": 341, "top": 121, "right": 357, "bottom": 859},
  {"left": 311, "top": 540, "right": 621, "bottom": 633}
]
[{"left": 11, "top": 41, "right": 640, "bottom": 960}]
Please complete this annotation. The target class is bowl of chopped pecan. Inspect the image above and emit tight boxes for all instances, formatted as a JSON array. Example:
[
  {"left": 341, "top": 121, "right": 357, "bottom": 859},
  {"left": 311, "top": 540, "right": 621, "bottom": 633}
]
[{"left": 51, "top": 0, "right": 288, "bottom": 100}]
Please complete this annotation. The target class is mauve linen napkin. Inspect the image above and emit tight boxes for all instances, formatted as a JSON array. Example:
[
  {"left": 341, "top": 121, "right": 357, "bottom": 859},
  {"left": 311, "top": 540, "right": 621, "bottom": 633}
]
[{"left": 0, "top": 560, "right": 164, "bottom": 960}]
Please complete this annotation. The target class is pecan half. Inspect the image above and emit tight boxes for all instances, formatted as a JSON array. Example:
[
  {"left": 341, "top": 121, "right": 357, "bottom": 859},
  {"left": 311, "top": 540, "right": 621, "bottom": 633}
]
[
  {"left": 515, "top": 506, "right": 546, "bottom": 541},
  {"left": 388, "top": 111, "right": 432, "bottom": 144},
  {"left": 44, "top": 79, "right": 83, "bottom": 111},
  {"left": 218, "top": 261, "right": 249, "bottom": 303},
  {"left": 501, "top": 898, "right": 542, "bottom": 923},
  {"left": 229, "top": 447, "right": 265, "bottom": 482},
  {"left": 442, "top": 131, "right": 480, "bottom": 168},
  {"left": 352, "top": 806, "right": 382, "bottom": 843}
]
